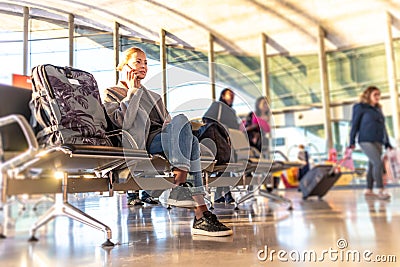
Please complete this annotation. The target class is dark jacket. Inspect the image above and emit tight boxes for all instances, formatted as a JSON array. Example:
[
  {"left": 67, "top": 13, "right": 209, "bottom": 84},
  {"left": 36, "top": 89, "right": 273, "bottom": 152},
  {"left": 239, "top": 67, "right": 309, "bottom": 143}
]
[
  {"left": 349, "top": 103, "right": 391, "bottom": 148},
  {"left": 202, "top": 101, "right": 240, "bottom": 130}
]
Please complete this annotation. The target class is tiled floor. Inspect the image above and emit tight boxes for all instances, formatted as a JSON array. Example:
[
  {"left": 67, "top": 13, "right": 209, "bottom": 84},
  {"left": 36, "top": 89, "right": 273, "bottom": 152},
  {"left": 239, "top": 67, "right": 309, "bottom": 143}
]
[{"left": 0, "top": 186, "right": 399, "bottom": 267}]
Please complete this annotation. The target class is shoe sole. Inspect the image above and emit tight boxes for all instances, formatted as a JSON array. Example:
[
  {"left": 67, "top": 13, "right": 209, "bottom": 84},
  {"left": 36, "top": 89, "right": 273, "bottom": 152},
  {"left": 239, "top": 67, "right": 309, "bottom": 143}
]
[
  {"left": 127, "top": 201, "right": 144, "bottom": 206},
  {"left": 192, "top": 234, "right": 234, "bottom": 242},
  {"left": 167, "top": 199, "right": 197, "bottom": 208},
  {"left": 191, "top": 228, "right": 233, "bottom": 237},
  {"left": 142, "top": 201, "right": 159, "bottom": 205}
]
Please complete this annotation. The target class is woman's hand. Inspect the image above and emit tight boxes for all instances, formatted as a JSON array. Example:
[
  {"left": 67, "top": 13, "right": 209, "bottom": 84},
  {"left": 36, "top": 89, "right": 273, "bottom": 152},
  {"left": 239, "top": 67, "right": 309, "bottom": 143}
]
[
  {"left": 126, "top": 71, "right": 141, "bottom": 90},
  {"left": 386, "top": 144, "right": 393, "bottom": 150},
  {"left": 123, "top": 65, "right": 141, "bottom": 92}
]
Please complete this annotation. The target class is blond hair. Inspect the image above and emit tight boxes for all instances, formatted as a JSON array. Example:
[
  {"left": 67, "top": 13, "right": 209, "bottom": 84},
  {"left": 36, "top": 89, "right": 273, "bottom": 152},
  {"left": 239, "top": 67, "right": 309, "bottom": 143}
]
[
  {"left": 359, "top": 86, "right": 381, "bottom": 108},
  {"left": 116, "top": 47, "right": 145, "bottom": 71}
]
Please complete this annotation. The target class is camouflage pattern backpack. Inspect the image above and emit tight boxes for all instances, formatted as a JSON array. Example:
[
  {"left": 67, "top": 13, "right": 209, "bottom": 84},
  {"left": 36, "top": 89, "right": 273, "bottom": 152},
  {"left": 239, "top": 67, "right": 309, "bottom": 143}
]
[{"left": 30, "top": 64, "right": 112, "bottom": 146}]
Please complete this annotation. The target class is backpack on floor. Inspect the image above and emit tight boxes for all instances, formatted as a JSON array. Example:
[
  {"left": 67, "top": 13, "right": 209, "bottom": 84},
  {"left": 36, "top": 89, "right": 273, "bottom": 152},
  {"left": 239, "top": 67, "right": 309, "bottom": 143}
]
[{"left": 30, "top": 64, "right": 112, "bottom": 146}]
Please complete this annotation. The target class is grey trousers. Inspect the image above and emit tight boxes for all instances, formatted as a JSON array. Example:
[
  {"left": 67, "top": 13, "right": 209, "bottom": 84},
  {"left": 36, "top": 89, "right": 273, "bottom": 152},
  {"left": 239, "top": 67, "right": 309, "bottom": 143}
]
[{"left": 359, "top": 142, "right": 384, "bottom": 189}]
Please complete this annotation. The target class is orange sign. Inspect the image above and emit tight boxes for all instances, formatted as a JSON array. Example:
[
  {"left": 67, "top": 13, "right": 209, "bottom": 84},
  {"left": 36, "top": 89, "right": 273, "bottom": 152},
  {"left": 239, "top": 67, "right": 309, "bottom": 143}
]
[{"left": 12, "top": 74, "right": 32, "bottom": 90}]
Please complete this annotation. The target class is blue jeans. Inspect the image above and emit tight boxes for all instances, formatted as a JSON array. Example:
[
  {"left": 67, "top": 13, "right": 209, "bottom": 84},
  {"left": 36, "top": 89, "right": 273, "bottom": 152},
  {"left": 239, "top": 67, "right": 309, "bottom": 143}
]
[
  {"left": 359, "top": 142, "right": 384, "bottom": 189},
  {"left": 149, "top": 114, "right": 204, "bottom": 195}
]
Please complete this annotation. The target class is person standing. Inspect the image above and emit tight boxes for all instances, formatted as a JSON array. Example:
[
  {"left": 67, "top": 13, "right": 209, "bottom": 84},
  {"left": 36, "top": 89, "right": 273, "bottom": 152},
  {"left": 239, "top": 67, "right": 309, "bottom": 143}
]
[{"left": 349, "top": 86, "right": 392, "bottom": 200}]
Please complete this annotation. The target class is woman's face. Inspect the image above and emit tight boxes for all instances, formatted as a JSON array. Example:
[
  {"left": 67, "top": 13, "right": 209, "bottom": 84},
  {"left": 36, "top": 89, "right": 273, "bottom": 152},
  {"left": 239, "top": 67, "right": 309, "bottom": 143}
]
[
  {"left": 369, "top": 89, "right": 381, "bottom": 106},
  {"left": 223, "top": 90, "right": 235, "bottom": 106},
  {"left": 258, "top": 98, "right": 269, "bottom": 113},
  {"left": 125, "top": 51, "right": 148, "bottom": 80}
]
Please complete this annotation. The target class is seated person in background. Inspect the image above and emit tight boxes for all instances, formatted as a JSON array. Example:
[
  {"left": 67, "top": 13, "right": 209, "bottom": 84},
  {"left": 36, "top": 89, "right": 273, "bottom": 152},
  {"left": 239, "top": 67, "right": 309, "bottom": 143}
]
[
  {"left": 245, "top": 96, "right": 278, "bottom": 190},
  {"left": 297, "top": 144, "right": 310, "bottom": 180},
  {"left": 244, "top": 96, "right": 271, "bottom": 155},
  {"left": 102, "top": 47, "right": 232, "bottom": 236},
  {"left": 202, "top": 88, "right": 241, "bottom": 204},
  {"left": 203, "top": 88, "right": 241, "bottom": 130}
]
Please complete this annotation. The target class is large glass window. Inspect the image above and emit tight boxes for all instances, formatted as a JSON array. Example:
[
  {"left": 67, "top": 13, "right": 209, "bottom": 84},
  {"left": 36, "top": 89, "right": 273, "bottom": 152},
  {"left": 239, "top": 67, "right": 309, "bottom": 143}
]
[
  {"left": 328, "top": 44, "right": 388, "bottom": 102},
  {"left": 393, "top": 39, "right": 400, "bottom": 89},
  {"left": 28, "top": 18, "right": 69, "bottom": 70},
  {"left": 274, "top": 124, "right": 325, "bottom": 161},
  {"left": 268, "top": 54, "right": 321, "bottom": 109},
  {"left": 165, "top": 46, "right": 210, "bottom": 119},
  {"left": 215, "top": 53, "right": 262, "bottom": 116},
  {"left": 0, "top": 13, "right": 23, "bottom": 85},
  {"left": 74, "top": 25, "right": 114, "bottom": 91}
]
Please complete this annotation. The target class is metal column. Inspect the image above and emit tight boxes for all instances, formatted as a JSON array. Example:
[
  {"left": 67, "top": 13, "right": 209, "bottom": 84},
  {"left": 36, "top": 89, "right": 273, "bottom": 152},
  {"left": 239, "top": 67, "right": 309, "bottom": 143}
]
[
  {"left": 208, "top": 33, "right": 216, "bottom": 101},
  {"left": 68, "top": 14, "right": 74, "bottom": 67},
  {"left": 160, "top": 29, "right": 167, "bottom": 106},
  {"left": 23, "top": 7, "right": 29, "bottom": 76},
  {"left": 260, "top": 33, "right": 272, "bottom": 158},
  {"left": 260, "top": 33, "right": 270, "bottom": 101},
  {"left": 113, "top": 22, "right": 120, "bottom": 84},
  {"left": 317, "top": 26, "right": 333, "bottom": 150},
  {"left": 385, "top": 12, "right": 400, "bottom": 145}
]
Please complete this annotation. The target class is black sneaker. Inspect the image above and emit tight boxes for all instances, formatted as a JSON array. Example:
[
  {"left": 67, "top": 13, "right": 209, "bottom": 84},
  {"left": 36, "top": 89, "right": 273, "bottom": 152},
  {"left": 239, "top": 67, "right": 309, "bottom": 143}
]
[
  {"left": 128, "top": 198, "right": 144, "bottom": 206},
  {"left": 142, "top": 196, "right": 159, "bottom": 205},
  {"left": 167, "top": 182, "right": 196, "bottom": 208},
  {"left": 192, "top": 211, "right": 233, "bottom": 237}
]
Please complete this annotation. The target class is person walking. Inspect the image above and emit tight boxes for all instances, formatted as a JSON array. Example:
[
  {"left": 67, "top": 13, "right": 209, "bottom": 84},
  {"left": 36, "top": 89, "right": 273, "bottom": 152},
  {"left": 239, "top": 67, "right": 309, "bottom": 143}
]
[{"left": 349, "top": 86, "right": 392, "bottom": 200}]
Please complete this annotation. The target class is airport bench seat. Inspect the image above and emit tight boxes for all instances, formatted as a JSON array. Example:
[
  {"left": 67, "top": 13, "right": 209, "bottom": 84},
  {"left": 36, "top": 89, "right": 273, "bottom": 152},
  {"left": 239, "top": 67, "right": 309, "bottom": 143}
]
[{"left": 0, "top": 85, "right": 300, "bottom": 247}]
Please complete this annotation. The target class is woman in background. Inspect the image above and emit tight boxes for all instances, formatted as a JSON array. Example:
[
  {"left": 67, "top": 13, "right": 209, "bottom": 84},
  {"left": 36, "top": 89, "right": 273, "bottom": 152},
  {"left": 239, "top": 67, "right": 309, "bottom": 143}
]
[
  {"left": 349, "top": 86, "right": 392, "bottom": 200},
  {"left": 245, "top": 96, "right": 271, "bottom": 154}
]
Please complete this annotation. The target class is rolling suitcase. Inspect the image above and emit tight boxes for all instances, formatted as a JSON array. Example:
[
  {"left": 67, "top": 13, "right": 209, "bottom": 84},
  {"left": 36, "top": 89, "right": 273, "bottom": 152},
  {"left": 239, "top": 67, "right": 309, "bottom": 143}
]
[
  {"left": 299, "top": 164, "right": 341, "bottom": 200},
  {"left": 30, "top": 64, "right": 112, "bottom": 146}
]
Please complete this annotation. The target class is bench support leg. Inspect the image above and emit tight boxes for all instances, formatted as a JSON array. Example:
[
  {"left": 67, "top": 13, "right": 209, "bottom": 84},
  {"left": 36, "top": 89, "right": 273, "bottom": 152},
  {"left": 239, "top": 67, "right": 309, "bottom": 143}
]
[
  {"left": 235, "top": 174, "right": 293, "bottom": 210},
  {"left": 28, "top": 173, "right": 114, "bottom": 247}
]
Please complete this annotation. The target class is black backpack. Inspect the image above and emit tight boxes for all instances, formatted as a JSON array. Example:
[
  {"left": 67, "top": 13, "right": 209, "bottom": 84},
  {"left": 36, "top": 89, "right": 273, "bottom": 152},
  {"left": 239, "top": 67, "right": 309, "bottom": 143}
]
[{"left": 193, "top": 122, "right": 232, "bottom": 164}]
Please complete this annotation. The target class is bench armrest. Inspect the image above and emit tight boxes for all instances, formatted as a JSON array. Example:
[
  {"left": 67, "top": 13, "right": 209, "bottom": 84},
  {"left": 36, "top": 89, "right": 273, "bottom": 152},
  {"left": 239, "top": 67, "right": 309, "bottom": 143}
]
[
  {"left": 0, "top": 114, "right": 39, "bottom": 172},
  {"left": 0, "top": 114, "right": 38, "bottom": 151}
]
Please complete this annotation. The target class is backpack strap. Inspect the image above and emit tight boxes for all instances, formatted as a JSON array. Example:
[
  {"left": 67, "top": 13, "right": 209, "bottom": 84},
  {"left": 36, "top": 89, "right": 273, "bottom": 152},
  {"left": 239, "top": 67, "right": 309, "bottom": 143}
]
[{"left": 36, "top": 125, "right": 63, "bottom": 139}]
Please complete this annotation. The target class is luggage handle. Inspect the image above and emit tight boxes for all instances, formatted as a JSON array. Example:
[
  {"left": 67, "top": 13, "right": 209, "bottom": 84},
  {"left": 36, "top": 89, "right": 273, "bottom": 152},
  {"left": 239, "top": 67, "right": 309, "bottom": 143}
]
[{"left": 65, "top": 66, "right": 73, "bottom": 79}]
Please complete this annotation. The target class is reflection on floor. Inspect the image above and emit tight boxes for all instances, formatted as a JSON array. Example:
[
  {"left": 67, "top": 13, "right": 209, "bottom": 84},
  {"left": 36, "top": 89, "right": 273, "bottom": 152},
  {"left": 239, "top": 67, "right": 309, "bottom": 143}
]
[{"left": 0, "top": 187, "right": 399, "bottom": 267}]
